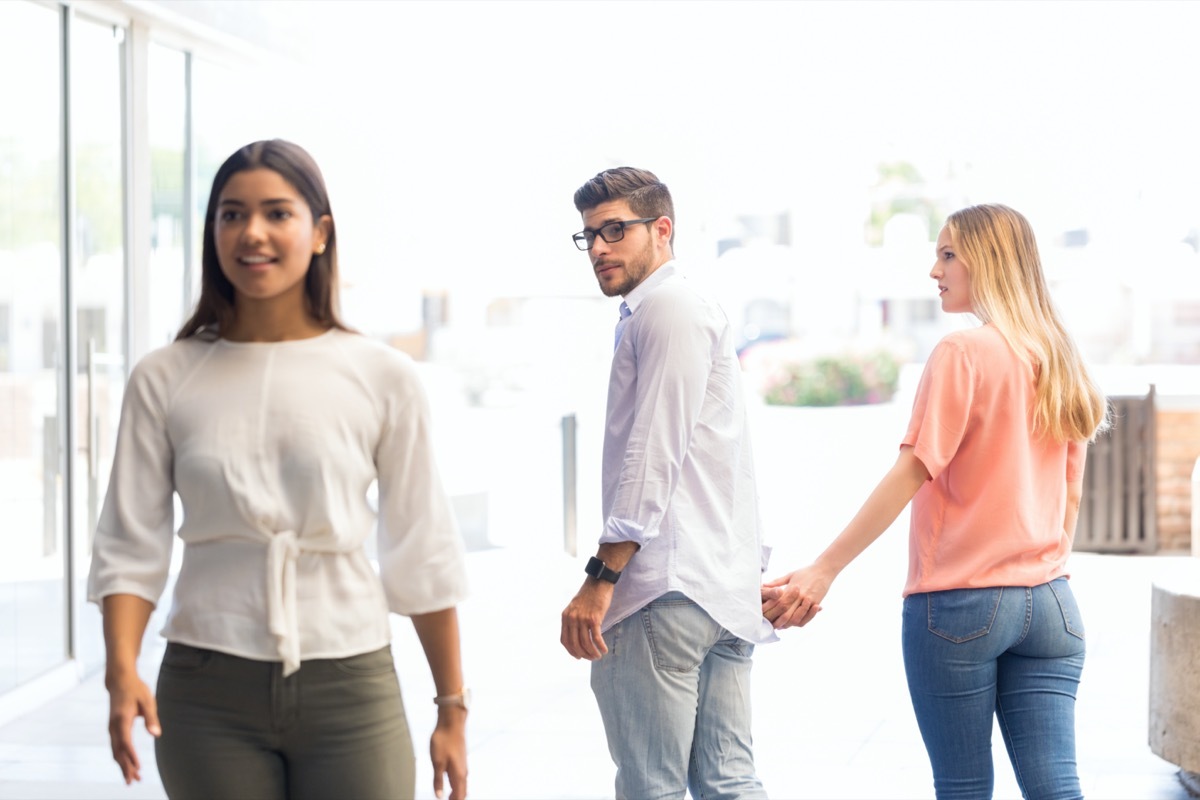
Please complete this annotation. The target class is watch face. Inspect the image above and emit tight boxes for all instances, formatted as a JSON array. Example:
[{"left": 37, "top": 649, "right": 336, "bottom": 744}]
[{"left": 586, "top": 556, "right": 619, "bottom": 583}]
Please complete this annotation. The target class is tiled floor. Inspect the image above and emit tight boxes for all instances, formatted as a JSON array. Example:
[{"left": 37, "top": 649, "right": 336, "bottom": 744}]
[{"left": 1, "top": 398, "right": 1196, "bottom": 799}]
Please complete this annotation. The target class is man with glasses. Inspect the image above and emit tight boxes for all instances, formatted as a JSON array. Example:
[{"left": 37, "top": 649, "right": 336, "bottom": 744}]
[{"left": 560, "top": 167, "right": 776, "bottom": 799}]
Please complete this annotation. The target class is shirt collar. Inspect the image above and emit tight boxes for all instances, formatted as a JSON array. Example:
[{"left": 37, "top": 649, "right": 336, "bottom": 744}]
[{"left": 622, "top": 260, "right": 678, "bottom": 316}]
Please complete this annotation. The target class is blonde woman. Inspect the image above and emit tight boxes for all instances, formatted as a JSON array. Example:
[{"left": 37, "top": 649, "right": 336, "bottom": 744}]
[{"left": 762, "top": 204, "right": 1107, "bottom": 800}]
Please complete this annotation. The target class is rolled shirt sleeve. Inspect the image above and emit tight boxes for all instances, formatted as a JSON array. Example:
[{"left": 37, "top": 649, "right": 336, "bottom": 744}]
[{"left": 601, "top": 288, "right": 717, "bottom": 548}]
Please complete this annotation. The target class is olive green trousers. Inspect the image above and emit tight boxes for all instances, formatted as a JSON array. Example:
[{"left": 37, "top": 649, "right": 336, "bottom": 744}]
[{"left": 154, "top": 643, "right": 415, "bottom": 800}]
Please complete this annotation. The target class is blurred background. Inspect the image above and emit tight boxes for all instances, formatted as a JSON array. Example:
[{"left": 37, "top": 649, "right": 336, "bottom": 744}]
[{"left": 2, "top": 0, "right": 1198, "bottom": 726}]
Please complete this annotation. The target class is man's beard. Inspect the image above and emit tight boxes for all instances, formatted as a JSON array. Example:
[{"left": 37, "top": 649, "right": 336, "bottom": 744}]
[{"left": 597, "top": 244, "right": 652, "bottom": 297}]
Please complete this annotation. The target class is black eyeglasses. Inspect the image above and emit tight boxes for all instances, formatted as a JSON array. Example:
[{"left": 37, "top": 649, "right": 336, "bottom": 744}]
[{"left": 572, "top": 218, "right": 658, "bottom": 251}]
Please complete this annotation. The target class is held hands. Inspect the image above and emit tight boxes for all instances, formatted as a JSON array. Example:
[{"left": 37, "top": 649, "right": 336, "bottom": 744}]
[
  {"left": 104, "top": 670, "right": 161, "bottom": 784},
  {"left": 761, "top": 564, "right": 835, "bottom": 629},
  {"left": 430, "top": 708, "right": 468, "bottom": 800},
  {"left": 560, "top": 579, "right": 614, "bottom": 660}
]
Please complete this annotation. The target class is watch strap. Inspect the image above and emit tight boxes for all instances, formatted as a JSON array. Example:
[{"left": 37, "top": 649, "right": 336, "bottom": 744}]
[
  {"left": 585, "top": 556, "right": 622, "bottom": 584},
  {"left": 433, "top": 687, "right": 470, "bottom": 710}
]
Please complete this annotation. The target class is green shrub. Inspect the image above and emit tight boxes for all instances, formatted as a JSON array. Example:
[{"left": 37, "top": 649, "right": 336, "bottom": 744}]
[{"left": 762, "top": 349, "right": 900, "bottom": 407}]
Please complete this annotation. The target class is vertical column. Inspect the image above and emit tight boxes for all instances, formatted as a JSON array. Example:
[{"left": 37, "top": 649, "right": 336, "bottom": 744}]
[
  {"left": 123, "top": 18, "right": 152, "bottom": 366},
  {"left": 562, "top": 413, "right": 577, "bottom": 557}
]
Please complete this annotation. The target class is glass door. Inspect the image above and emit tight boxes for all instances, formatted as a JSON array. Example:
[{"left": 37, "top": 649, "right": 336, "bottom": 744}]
[{"left": 69, "top": 14, "right": 128, "bottom": 671}]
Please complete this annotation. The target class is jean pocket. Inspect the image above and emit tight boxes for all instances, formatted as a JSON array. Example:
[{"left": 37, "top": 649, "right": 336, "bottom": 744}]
[
  {"left": 160, "top": 643, "right": 214, "bottom": 674},
  {"left": 1048, "top": 578, "right": 1086, "bottom": 640},
  {"left": 641, "top": 597, "right": 714, "bottom": 673},
  {"left": 329, "top": 646, "right": 397, "bottom": 677},
  {"left": 926, "top": 587, "right": 1003, "bottom": 643}
]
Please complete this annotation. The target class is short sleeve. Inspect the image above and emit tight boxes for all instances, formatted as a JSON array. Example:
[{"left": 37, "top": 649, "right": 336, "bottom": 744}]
[
  {"left": 374, "top": 363, "right": 468, "bottom": 616},
  {"left": 87, "top": 358, "right": 177, "bottom": 607},
  {"left": 902, "top": 338, "right": 976, "bottom": 481}
]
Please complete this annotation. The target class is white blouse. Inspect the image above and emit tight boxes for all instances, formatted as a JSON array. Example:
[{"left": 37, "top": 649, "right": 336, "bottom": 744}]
[{"left": 87, "top": 329, "right": 468, "bottom": 676}]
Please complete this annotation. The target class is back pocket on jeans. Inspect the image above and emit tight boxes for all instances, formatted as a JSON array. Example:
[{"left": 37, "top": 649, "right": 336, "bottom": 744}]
[
  {"left": 926, "top": 587, "right": 1003, "bottom": 643},
  {"left": 1048, "top": 578, "right": 1086, "bottom": 640}
]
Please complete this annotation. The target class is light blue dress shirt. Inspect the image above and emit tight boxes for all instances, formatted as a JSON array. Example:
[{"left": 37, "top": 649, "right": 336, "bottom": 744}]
[{"left": 599, "top": 261, "right": 777, "bottom": 646}]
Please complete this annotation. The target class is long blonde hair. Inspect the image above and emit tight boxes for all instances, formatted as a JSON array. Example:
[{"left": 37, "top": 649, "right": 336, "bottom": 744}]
[{"left": 946, "top": 204, "right": 1108, "bottom": 442}]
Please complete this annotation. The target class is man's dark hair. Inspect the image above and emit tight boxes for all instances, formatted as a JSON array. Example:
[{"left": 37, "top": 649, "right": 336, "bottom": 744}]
[{"left": 574, "top": 167, "right": 675, "bottom": 246}]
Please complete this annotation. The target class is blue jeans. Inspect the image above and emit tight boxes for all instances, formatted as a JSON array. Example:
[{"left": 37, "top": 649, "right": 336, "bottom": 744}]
[
  {"left": 591, "top": 592, "right": 767, "bottom": 800},
  {"left": 902, "top": 578, "right": 1086, "bottom": 800}
]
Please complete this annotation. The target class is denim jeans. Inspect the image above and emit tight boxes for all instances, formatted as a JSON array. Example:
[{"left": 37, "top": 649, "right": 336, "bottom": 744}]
[
  {"left": 591, "top": 592, "right": 768, "bottom": 800},
  {"left": 902, "top": 578, "right": 1086, "bottom": 800},
  {"left": 155, "top": 644, "right": 415, "bottom": 800}
]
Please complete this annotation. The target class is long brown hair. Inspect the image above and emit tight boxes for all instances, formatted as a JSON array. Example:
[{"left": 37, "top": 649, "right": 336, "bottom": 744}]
[{"left": 176, "top": 139, "right": 349, "bottom": 340}]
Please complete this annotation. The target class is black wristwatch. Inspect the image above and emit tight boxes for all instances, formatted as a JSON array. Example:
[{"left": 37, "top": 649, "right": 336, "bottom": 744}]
[{"left": 585, "top": 556, "right": 622, "bottom": 584}]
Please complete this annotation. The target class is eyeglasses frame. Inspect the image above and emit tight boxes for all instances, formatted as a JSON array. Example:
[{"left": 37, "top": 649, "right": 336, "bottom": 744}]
[{"left": 572, "top": 217, "right": 659, "bottom": 251}]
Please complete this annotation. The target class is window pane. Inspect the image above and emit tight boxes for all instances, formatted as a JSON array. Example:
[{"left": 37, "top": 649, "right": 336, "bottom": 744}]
[
  {"left": 191, "top": 57, "right": 268, "bottom": 306},
  {"left": 149, "top": 43, "right": 188, "bottom": 346},
  {"left": 0, "top": 0, "right": 65, "bottom": 691},
  {"left": 189, "top": 56, "right": 320, "bottom": 311}
]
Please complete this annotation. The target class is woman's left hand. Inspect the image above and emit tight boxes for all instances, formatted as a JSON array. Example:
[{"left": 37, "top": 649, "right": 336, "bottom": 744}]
[
  {"left": 761, "top": 564, "right": 833, "bottom": 629},
  {"left": 430, "top": 708, "right": 468, "bottom": 800}
]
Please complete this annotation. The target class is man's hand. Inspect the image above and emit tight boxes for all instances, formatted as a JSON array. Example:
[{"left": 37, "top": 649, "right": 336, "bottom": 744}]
[
  {"left": 761, "top": 564, "right": 833, "bottom": 629},
  {"left": 105, "top": 669, "right": 161, "bottom": 784},
  {"left": 560, "top": 579, "right": 614, "bottom": 660}
]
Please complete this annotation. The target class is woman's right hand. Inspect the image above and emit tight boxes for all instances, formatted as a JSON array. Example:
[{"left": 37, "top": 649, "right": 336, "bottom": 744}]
[{"left": 104, "top": 669, "right": 161, "bottom": 784}]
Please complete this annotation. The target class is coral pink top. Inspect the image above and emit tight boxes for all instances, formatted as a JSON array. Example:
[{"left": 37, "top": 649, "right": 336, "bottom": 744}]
[{"left": 901, "top": 325, "right": 1086, "bottom": 597}]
